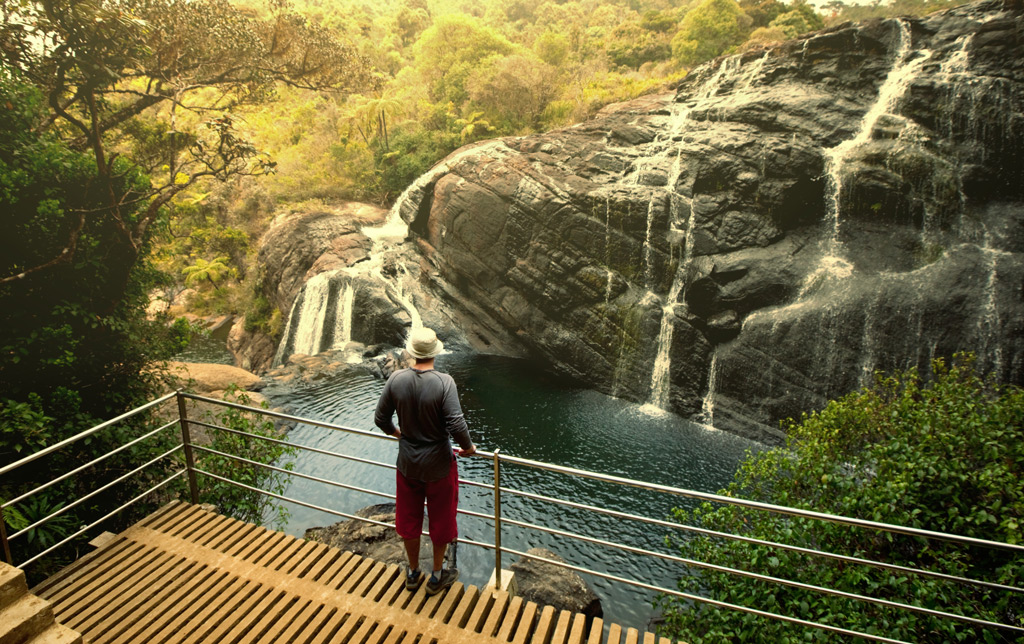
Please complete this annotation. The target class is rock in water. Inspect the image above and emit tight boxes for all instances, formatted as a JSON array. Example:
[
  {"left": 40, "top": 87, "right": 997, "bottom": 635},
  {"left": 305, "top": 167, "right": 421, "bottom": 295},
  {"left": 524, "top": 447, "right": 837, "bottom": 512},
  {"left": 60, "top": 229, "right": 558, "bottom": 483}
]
[
  {"left": 384, "top": 0, "right": 1024, "bottom": 442},
  {"left": 510, "top": 548, "right": 603, "bottom": 621}
]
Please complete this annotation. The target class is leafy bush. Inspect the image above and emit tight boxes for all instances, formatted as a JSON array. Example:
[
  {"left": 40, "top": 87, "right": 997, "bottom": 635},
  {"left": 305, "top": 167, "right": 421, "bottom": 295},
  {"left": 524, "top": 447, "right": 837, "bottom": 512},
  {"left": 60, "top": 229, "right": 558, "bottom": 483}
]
[
  {"left": 195, "top": 388, "right": 296, "bottom": 529},
  {"left": 658, "top": 354, "right": 1024, "bottom": 643}
]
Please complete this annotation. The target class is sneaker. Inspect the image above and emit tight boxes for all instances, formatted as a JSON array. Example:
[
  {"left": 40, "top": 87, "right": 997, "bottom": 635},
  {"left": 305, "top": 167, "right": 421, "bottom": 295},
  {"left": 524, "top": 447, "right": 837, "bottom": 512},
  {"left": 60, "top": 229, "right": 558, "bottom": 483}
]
[
  {"left": 425, "top": 568, "right": 459, "bottom": 596},
  {"left": 406, "top": 568, "right": 424, "bottom": 592}
]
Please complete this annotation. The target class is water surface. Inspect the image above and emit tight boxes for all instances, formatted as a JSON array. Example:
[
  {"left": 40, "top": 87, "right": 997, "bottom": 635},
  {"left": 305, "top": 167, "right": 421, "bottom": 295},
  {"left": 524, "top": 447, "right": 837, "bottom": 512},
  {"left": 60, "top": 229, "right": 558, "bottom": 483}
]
[{"left": 265, "top": 352, "right": 760, "bottom": 630}]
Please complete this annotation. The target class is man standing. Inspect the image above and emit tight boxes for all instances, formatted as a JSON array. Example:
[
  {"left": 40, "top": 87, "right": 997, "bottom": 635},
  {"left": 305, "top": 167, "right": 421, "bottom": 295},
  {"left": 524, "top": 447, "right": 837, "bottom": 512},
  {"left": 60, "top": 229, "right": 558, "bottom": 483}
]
[{"left": 374, "top": 327, "right": 477, "bottom": 595}]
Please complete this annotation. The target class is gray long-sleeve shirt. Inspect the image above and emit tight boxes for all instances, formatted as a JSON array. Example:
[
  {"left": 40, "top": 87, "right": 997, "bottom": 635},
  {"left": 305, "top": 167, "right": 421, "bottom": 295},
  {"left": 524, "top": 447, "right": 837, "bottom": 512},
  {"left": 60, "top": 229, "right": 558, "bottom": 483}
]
[{"left": 374, "top": 367, "right": 472, "bottom": 482}]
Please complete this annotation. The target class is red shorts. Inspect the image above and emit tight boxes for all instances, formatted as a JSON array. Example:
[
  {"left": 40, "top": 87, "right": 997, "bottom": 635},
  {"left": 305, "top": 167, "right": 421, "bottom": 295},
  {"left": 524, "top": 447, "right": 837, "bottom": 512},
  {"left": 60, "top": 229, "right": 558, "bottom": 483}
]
[{"left": 395, "top": 462, "right": 459, "bottom": 546}]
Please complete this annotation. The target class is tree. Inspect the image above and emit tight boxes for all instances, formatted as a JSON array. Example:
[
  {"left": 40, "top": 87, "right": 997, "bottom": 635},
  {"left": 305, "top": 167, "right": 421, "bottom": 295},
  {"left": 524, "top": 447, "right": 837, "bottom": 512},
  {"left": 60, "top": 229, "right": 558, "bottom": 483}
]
[
  {"left": 0, "top": 0, "right": 376, "bottom": 308},
  {"left": 671, "top": 0, "right": 753, "bottom": 67},
  {"left": 349, "top": 91, "right": 406, "bottom": 151},
  {"left": 411, "top": 13, "right": 516, "bottom": 106},
  {"left": 466, "top": 54, "right": 557, "bottom": 129},
  {"left": 182, "top": 256, "right": 234, "bottom": 290},
  {"left": 658, "top": 355, "right": 1024, "bottom": 643}
]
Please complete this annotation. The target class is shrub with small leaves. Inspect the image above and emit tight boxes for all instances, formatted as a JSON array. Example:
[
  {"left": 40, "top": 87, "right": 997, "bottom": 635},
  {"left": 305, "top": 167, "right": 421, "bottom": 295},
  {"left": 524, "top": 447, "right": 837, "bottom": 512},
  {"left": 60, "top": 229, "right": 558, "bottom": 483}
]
[{"left": 658, "top": 354, "right": 1024, "bottom": 643}]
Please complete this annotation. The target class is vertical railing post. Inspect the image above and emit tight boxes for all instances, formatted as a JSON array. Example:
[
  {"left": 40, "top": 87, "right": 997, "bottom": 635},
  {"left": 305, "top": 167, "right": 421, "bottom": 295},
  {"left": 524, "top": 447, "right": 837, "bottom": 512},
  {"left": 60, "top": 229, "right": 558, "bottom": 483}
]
[
  {"left": 493, "top": 448, "right": 502, "bottom": 590},
  {"left": 0, "top": 505, "right": 12, "bottom": 565},
  {"left": 176, "top": 391, "right": 200, "bottom": 504}
]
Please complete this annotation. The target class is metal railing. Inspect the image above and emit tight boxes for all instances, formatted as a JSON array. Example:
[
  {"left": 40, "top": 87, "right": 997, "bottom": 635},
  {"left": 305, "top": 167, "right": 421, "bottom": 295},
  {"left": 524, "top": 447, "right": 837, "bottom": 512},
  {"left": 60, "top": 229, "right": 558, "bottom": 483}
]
[{"left": 1, "top": 391, "right": 1022, "bottom": 643}]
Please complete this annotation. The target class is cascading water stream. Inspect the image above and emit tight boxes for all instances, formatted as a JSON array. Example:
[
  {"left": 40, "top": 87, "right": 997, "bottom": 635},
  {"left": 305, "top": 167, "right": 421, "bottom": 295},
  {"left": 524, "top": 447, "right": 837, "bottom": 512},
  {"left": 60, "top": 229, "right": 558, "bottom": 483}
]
[
  {"left": 273, "top": 271, "right": 356, "bottom": 366},
  {"left": 640, "top": 55, "right": 768, "bottom": 414},
  {"left": 362, "top": 139, "right": 516, "bottom": 330},
  {"left": 821, "top": 20, "right": 931, "bottom": 257}
]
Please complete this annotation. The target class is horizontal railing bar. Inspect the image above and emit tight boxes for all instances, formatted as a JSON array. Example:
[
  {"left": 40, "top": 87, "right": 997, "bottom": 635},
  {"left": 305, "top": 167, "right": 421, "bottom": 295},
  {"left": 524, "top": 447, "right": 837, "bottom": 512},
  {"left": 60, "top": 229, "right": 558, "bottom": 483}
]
[
  {"left": 194, "top": 468, "right": 498, "bottom": 553},
  {"left": 190, "top": 419, "right": 496, "bottom": 494},
  {"left": 498, "top": 454, "right": 1024, "bottom": 553},
  {"left": 191, "top": 445, "right": 396, "bottom": 502},
  {"left": 17, "top": 469, "right": 186, "bottom": 569},
  {"left": 10, "top": 445, "right": 184, "bottom": 541},
  {"left": 0, "top": 392, "right": 178, "bottom": 479},
  {"left": 500, "top": 516, "right": 1022, "bottom": 632},
  {"left": 180, "top": 393, "right": 400, "bottom": 442},
  {"left": 502, "top": 546, "right": 912, "bottom": 644},
  {"left": 499, "top": 485, "right": 1023, "bottom": 594},
  {"left": 3, "top": 420, "right": 180, "bottom": 510},
  {"left": 187, "top": 420, "right": 401, "bottom": 472},
  {"left": 195, "top": 469, "right": 398, "bottom": 530},
  {"left": 182, "top": 393, "right": 1022, "bottom": 554},
  {"left": 191, "top": 445, "right": 493, "bottom": 525}
]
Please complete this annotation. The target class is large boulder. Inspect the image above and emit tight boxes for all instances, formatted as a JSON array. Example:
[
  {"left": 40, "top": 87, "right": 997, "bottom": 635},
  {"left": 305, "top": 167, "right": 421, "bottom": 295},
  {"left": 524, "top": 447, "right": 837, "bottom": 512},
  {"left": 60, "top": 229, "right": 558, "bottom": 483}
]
[
  {"left": 234, "top": 202, "right": 388, "bottom": 372},
  {"left": 387, "top": 0, "right": 1024, "bottom": 442},
  {"left": 510, "top": 548, "right": 603, "bottom": 622}
]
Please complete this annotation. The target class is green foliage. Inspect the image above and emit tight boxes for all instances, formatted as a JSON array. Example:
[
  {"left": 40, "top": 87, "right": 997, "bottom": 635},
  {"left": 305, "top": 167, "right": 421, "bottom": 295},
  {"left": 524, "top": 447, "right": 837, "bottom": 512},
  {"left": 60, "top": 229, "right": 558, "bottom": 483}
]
[
  {"left": 7, "top": 493, "right": 78, "bottom": 550},
  {"left": 413, "top": 14, "right": 518, "bottom": 105},
  {"left": 466, "top": 54, "right": 556, "bottom": 129},
  {"left": 658, "top": 354, "right": 1024, "bottom": 643},
  {"left": 196, "top": 388, "right": 296, "bottom": 529},
  {"left": 672, "top": 0, "right": 753, "bottom": 67}
]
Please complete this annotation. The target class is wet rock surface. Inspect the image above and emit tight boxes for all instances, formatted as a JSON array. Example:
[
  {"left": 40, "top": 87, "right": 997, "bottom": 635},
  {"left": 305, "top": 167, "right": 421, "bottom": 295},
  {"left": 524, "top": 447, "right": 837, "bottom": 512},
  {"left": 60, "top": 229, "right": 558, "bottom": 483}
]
[{"left": 385, "top": 0, "right": 1024, "bottom": 441}]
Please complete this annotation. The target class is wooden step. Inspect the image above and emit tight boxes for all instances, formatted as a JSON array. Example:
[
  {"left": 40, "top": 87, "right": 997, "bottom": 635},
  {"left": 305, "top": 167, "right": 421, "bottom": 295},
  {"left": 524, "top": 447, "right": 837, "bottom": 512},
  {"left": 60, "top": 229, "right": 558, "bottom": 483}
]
[{"left": 0, "top": 594, "right": 53, "bottom": 644}]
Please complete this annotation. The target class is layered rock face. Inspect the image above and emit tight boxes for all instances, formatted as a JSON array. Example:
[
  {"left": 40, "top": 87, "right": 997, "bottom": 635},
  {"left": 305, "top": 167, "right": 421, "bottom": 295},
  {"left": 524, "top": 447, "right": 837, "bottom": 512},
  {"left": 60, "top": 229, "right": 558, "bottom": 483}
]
[
  {"left": 394, "top": 0, "right": 1024, "bottom": 442},
  {"left": 230, "top": 202, "right": 416, "bottom": 371}
]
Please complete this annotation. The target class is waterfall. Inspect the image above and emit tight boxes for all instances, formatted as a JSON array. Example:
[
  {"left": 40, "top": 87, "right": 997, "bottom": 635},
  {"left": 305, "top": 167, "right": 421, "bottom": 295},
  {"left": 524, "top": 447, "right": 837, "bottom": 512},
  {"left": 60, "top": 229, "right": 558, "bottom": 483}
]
[
  {"left": 362, "top": 139, "right": 517, "bottom": 329},
  {"left": 274, "top": 271, "right": 354, "bottom": 366},
  {"left": 637, "top": 54, "right": 769, "bottom": 414},
  {"left": 644, "top": 266, "right": 686, "bottom": 413},
  {"left": 701, "top": 353, "right": 719, "bottom": 425},
  {"left": 821, "top": 20, "right": 931, "bottom": 254}
]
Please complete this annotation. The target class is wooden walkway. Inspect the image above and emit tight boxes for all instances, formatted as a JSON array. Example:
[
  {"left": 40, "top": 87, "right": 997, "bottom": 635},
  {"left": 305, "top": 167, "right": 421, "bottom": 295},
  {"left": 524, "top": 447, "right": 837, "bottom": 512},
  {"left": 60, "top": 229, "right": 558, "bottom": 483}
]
[{"left": 31, "top": 502, "right": 675, "bottom": 644}]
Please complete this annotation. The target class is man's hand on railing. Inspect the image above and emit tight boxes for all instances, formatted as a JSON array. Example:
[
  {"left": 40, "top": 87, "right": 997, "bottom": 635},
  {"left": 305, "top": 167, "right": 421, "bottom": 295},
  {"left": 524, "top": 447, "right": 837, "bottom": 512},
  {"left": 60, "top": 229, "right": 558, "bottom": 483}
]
[
  {"left": 392, "top": 428, "right": 402, "bottom": 440},
  {"left": 455, "top": 444, "right": 478, "bottom": 457}
]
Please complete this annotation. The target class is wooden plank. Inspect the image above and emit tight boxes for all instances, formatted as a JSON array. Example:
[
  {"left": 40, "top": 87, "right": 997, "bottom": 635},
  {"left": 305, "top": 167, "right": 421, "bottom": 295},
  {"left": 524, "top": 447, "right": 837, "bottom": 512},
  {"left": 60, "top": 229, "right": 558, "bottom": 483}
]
[
  {"left": 428, "top": 581, "right": 464, "bottom": 621},
  {"left": 216, "top": 522, "right": 266, "bottom": 556},
  {"left": 606, "top": 623, "right": 622, "bottom": 644},
  {"left": 180, "top": 578, "right": 263, "bottom": 643},
  {"left": 367, "top": 563, "right": 401, "bottom": 602},
  {"left": 252, "top": 596, "right": 314, "bottom": 644},
  {"left": 339, "top": 557, "right": 376, "bottom": 594},
  {"left": 353, "top": 560, "right": 389, "bottom": 598},
  {"left": 41, "top": 540, "right": 147, "bottom": 611},
  {"left": 567, "top": 613, "right": 587, "bottom": 644},
  {"left": 71, "top": 554, "right": 193, "bottom": 638},
  {"left": 35, "top": 503, "right": 656, "bottom": 644},
  {"left": 92, "top": 564, "right": 218, "bottom": 644},
  {"left": 327, "top": 552, "right": 365, "bottom": 590},
  {"left": 269, "top": 598, "right": 327, "bottom": 644},
  {"left": 285, "top": 541, "right": 330, "bottom": 577},
  {"left": 587, "top": 618, "right": 605, "bottom": 644},
  {"left": 448, "top": 584, "right": 480, "bottom": 629},
  {"left": 116, "top": 568, "right": 232, "bottom": 643},
  {"left": 529, "top": 605, "right": 557, "bottom": 644},
  {"left": 245, "top": 531, "right": 294, "bottom": 566},
  {"left": 304, "top": 610, "right": 352, "bottom": 644},
  {"left": 58, "top": 547, "right": 165, "bottom": 630},
  {"left": 235, "top": 594, "right": 302, "bottom": 644},
  {"left": 465, "top": 589, "right": 496, "bottom": 633},
  {"left": 511, "top": 601, "right": 539, "bottom": 644},
  {"left": 258, "top": 534, "right": 306, "bottom": 570},
  {"left": 300, "top": 546, "right": 345, "bottom": 582},
  {"left": 208, "top": 587, "right": 287, "bottom": 644},
  {"left": 496, "top": 595, "right": 524, "bottom": 642},
  {"left": 549, "top": 610, "right": 573, "bottom": 644},
  {"left": 481, "top": 590, "right": 510, "bottom": 637}
]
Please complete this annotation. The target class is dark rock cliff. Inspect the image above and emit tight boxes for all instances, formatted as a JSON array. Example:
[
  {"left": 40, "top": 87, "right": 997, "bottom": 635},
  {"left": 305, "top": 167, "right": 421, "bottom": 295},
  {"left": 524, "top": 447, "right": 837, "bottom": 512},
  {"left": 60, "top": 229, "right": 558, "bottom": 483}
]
[{"left": 390, "top": 0, "right": 1024, "bottom": 442}]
